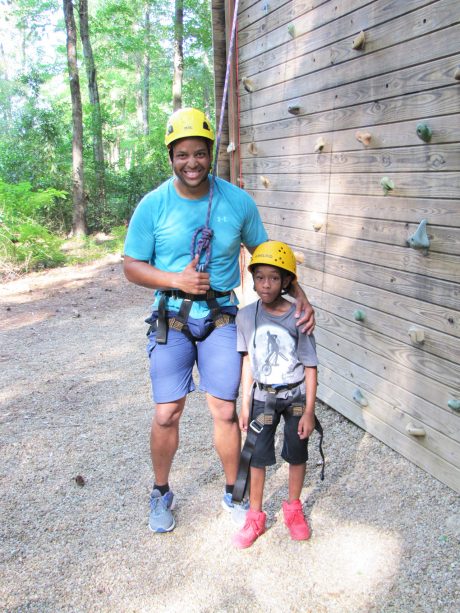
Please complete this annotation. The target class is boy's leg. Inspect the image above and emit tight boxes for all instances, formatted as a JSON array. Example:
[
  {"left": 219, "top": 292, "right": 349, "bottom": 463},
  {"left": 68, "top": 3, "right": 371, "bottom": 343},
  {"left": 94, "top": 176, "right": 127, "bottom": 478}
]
[
  {"left": 288, "top": 462, "right": 306, "bottom": 502},
  {"left": 233, "top": 465, "right": 267, "bottom": 549},
  {"left": 249, "top": 466, "right": 266, "bottom": 511}
]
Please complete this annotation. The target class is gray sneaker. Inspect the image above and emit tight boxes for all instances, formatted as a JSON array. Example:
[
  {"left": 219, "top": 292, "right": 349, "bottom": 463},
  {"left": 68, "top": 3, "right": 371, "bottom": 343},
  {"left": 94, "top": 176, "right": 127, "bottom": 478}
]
[
  {"left": 149, "top": 489, "right": 176, "bottom": 533},
  {"left": 222, "top": 492, "right": 249, "bottom": 527}
]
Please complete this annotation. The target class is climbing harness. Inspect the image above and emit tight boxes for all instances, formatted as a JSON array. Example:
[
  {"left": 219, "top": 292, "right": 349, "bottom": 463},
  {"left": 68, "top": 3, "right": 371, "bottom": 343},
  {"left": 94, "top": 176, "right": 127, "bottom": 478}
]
[
  {"left": 232, "top": 382, "right": 325, "bottom": 504},
  {"left": 146, "top": 290, "right": 235, "bottom": 345},
  {"left": 149, "top": 0, "right": 241, "bottom": 344}
]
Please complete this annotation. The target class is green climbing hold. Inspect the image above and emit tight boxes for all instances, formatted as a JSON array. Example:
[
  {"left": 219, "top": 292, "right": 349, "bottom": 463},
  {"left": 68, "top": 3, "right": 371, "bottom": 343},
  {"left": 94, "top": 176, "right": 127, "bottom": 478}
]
[{"left": 416, "top": 122, "right": 432, "bottom": 143}]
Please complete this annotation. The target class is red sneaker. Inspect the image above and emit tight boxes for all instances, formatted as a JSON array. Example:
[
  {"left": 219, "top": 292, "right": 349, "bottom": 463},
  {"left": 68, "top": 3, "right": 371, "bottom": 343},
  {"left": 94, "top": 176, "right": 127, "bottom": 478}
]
[
  {"left": 282, "top": 499, "right": 311, "bottom": 540},
  {"left": 232, "top": 509, "right": 266, "bottom": 549}
]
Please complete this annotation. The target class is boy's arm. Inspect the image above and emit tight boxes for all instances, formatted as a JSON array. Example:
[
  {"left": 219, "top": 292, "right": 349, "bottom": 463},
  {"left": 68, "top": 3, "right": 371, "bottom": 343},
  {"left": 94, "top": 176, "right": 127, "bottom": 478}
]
[
  {"left": 298, "top": 366, "right": 318, "bottom": 440},
  {"left": 239, "top": 353, "right": 254, "bottom": 432}
]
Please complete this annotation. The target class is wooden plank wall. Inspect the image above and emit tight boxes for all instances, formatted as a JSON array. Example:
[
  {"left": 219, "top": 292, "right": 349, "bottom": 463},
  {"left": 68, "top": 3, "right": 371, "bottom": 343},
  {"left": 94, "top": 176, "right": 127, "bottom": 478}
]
[{"left": 215, "top": 0, "right": 460, "bottom": 491}]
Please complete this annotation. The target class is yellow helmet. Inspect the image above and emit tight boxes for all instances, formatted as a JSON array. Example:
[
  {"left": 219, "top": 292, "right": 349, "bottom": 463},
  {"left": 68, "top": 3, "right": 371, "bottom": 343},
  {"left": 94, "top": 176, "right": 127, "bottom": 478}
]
[
  {"left": 165, "top": 107, "right": 215, "bottom": 147},
  {"left": 249, "top": 241, "right": 297, "bottom": 278}
]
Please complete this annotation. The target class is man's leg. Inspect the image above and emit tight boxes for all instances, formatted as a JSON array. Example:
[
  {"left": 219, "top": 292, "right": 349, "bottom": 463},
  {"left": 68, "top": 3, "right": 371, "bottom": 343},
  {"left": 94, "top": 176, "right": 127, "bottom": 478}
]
[
  {"left": 150, "top": 398, "right": 186, "bottom": 486},
  {"left": 206, "top": 395, "right": 240, "bottom": 486}
]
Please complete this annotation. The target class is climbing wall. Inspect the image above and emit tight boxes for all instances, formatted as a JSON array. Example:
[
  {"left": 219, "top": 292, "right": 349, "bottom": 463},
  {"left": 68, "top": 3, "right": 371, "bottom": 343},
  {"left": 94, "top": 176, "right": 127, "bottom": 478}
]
[{"left": 213, "top": 0, "right": 460, "bottom": 491}]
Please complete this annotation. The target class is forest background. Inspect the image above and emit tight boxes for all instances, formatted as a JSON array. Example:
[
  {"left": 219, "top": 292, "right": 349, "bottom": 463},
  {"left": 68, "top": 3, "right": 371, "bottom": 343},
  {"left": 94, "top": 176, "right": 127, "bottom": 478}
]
[{"left": 0, "top": 0, "right": 214, "bottom": 276}]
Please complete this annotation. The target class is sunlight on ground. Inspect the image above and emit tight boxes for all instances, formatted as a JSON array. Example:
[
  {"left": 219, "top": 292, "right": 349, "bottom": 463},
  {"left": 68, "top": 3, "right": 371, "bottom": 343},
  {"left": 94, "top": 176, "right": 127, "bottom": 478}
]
[{"left": 93, "top": 505, "right": 401, "bottom": 612}]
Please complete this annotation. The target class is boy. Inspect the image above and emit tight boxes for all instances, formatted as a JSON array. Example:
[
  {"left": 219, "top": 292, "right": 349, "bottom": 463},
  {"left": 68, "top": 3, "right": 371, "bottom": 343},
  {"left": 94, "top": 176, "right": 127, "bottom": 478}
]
[{"left": 233, "top": 241, "right": 318, "bottom": 548}]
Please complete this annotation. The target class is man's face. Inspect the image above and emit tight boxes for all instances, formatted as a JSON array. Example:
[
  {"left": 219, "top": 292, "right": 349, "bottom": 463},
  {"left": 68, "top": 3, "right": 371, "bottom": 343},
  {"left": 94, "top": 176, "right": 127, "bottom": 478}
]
[{"left": 171, "top": 137, "right": 212, "bottom": 198}]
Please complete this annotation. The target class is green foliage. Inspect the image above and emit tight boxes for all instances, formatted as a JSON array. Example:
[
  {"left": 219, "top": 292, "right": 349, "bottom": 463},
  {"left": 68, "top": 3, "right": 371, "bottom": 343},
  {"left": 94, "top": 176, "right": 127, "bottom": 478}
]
[
  {"left": 0, "top": 179, "right": 68, "bottom": 271},
  {"left": 0, "top": 0, "right": 216, "bottom": 272}
]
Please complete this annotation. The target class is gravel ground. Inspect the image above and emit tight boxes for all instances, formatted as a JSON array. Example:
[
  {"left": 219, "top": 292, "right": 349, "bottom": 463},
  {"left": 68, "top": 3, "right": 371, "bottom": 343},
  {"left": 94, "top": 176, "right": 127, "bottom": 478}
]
[{"left": 0, "top": 256, "right": 459, "bottom": 613}]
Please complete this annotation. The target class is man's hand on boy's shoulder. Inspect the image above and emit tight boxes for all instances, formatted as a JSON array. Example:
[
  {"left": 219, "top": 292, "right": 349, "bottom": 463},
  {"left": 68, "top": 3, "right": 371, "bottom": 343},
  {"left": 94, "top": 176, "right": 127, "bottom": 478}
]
[
  {"left": 295, "top": 300, "right": 315, "bottom": 334},
  {"left": 288, "top": 280, "right": 315, "bottom": 334}
]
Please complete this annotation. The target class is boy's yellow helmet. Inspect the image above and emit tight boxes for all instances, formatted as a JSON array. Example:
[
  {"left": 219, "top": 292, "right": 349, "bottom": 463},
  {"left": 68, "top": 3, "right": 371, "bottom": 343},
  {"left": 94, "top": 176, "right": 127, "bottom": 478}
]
[
  {"left": 165, "top": 108, "right": 215, "bottom": 147},
  {"left": 249, "top": 241, "right": 297, "bottom": 278}
]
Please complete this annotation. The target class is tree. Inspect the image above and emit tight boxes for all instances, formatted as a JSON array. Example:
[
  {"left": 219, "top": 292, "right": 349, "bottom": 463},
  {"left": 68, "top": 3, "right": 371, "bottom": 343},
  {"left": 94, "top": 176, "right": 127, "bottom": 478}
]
[
  {"left": 172, "top": 0, "right": 183, "bottom": 111},
  {"left": 141, "top": 3, "right": 151, "bottom": 135},
  {"left": 78, "top": 0, "right": 107, "bottom": 224},
  {"left": 63, "top": 0, "right": 86, "bottom": 236}
]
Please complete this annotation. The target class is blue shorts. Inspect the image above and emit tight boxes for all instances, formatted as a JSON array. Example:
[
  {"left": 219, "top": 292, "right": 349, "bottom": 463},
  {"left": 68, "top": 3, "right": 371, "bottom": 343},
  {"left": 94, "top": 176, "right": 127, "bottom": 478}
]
[
  {"left": 146, "top": 307, "right": 242, "bottom": 403},
  {"left": 250, "top": 390, "right": 309, "bottom": 467}
]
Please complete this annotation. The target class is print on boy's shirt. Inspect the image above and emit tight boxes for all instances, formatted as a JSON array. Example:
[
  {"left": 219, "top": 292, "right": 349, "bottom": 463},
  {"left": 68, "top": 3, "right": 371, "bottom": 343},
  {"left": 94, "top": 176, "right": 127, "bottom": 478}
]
[{"left": 251, "top": 323, "right": 298, "bottom": 383}]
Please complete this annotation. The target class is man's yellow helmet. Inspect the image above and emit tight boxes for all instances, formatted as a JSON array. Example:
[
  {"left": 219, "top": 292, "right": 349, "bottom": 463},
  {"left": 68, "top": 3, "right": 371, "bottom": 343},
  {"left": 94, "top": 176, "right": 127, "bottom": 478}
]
[
  {"left": 165, "top": 108, "right": 215, "bottom": 147},
  {"left": 248, "top": 241, "right": 297, "bottom": 279}
]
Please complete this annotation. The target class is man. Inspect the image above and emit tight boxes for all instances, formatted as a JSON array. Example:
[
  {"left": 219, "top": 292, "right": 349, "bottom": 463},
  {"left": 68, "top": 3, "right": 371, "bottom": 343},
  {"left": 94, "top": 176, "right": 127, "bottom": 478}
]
[{"left": 123, "top": 108, "right": 315, "bottom": 533}]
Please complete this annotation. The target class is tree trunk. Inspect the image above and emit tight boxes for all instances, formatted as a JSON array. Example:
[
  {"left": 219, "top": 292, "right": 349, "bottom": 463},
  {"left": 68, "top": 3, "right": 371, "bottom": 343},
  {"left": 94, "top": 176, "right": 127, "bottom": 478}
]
[
  {"left": 142, "top": 6, "right": 151, "bottom": 135},
  {"left": 172, "top": 0, "right": 184, "bottom": 111},
  {"left": 78, "top": 0, "right": 107, "bottom": 224},
  {"left": 63, "top": 0, "right": 86, "bottom": 236}
]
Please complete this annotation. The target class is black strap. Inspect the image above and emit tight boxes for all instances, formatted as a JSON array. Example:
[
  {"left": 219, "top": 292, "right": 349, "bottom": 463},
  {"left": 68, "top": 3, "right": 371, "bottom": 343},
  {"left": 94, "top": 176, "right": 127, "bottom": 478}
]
[
  {"left": 232, "top": 392, "right": 325, "bottom": 504},
  {"left": 155, "top": 295, "right": 168, "bottom": 344},
  {"left": 161, "top": 289, "right": 231, "bottom": 301}
]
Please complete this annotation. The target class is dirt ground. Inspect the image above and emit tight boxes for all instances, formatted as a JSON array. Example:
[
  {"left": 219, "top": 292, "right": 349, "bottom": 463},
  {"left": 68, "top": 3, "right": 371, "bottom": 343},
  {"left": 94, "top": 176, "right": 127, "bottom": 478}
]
[{"left": 0, "top": 256, "right": 459, "bottom": 613}]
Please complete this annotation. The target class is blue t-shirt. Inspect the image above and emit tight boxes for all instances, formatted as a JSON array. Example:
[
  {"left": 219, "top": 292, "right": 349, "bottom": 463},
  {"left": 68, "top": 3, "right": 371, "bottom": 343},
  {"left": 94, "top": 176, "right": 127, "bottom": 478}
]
[{"left": 124, "top": 176, "right": 268, "bottom": 317}]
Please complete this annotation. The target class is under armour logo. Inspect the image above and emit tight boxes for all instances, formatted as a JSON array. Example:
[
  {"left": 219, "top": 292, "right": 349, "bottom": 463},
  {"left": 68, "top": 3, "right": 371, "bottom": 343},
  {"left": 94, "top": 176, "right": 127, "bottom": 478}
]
[{"left": 216, "top": 216, "right": 228, "bottom": 223}]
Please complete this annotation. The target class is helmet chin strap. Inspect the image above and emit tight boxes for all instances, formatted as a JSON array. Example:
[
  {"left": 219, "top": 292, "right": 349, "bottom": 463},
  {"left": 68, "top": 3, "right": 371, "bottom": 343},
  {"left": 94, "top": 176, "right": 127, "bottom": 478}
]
[{"left": 191, "top": 0, "right": 240, "bottom": 272}]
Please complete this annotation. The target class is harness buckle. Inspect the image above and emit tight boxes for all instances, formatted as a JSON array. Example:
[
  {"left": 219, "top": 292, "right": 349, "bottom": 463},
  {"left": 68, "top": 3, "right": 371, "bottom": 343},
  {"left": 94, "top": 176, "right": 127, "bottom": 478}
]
[{"left": 249, "top": 419, "right": 263, "bottom": 434}]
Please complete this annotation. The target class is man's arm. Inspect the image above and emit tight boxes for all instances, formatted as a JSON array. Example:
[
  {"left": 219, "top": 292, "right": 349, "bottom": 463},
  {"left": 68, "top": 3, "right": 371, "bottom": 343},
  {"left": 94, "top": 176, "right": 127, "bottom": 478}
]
[
  {"left": 123, "top": 254, "right": 211, "bottom": 294},
  {"left": 287, "top": 279, "right": 315, "bottom": 334}
]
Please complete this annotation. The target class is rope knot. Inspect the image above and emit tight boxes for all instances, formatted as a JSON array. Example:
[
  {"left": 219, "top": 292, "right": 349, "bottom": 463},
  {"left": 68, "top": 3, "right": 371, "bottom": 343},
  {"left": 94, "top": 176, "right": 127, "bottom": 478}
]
[{"left": 191, "top": 226, "right": 214, "bottom": 271}]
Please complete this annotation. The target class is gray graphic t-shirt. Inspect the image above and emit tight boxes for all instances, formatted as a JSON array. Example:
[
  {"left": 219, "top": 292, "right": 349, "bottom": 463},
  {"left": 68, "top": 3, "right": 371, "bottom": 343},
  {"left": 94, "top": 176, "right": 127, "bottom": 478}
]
[{"left": 236, "top": 300, "right": 318, "bottom": 399}]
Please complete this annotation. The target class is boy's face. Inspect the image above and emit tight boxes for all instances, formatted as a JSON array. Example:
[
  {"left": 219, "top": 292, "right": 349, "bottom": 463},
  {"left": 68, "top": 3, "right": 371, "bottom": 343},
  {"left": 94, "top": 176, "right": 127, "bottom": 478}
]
[{"left": 253, "top": 264, "right": 290, "bottom": 303}]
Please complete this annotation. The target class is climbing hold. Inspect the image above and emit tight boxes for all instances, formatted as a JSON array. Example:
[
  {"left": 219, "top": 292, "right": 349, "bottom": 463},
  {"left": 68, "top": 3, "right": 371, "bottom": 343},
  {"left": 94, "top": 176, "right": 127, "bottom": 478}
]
[
  {"left": 406, "top": 423, "right": 426, "bottom": 437},
  {"left": 454, "top": 66, "right": 460, "bottom": 81},
  {"left": 242, "top": 77, "right": 254, "bottom": 93},
  {"left": 248, "top": 142, "right": 258, "bottom": 155},
  {"left": 288, "top": 23, "right": 295, "bottom": 38},
  {"left": 353, "top": 310, "right": 366, "bottom": 322},
  {"left": 311, "top": 214, "right": 324, "bottom": 231},
  {"left": 236, "top": 177, "right": 245, "bottom": 188},
  {"left": 352, "top": 30, "right": 366, "bottom": 50},
  {"left": 380, "top": 176, "right": 394, "bottom": 195},
  {"left": 353, "top": 388, "right": 368, "bottom": 407},
  {"left": 227, "top": 142, "right": 236, "bottom": 153},
  {"left": 288, "top": 103, "right": 301, "bottom": 115},
  {"left": 314, "top": 137, "right": 326, "bottom": 152},
  {"left": 260, "top": 175, "right": 270, "bottom": 188},
  {"left": 408, "top": 327, "right": 425, "bottom": 344},
  {"left": 416, "top": 122, "right": 432, "bottom": 143},
  {"left": 447, "top": 399, "right": 460, "bottom": 411},
  {"left": 293, "top": 250, "right": 305, "bottom": 264},
  {"left": 407, "top": 219, "right": 430, "bottom": 249},
  {"left": 355, "top": 131, "right": 372, "bottom": 146},
  {"left": 262, "top": 2, "right": 269, "bottom": 14}
]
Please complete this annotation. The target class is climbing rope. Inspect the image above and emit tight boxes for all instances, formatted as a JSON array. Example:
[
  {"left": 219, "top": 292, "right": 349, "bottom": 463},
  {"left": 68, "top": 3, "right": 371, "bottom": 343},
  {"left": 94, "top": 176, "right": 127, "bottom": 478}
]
[{"left": 191, "top": 0, "right": 241, "bottom": 272}]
